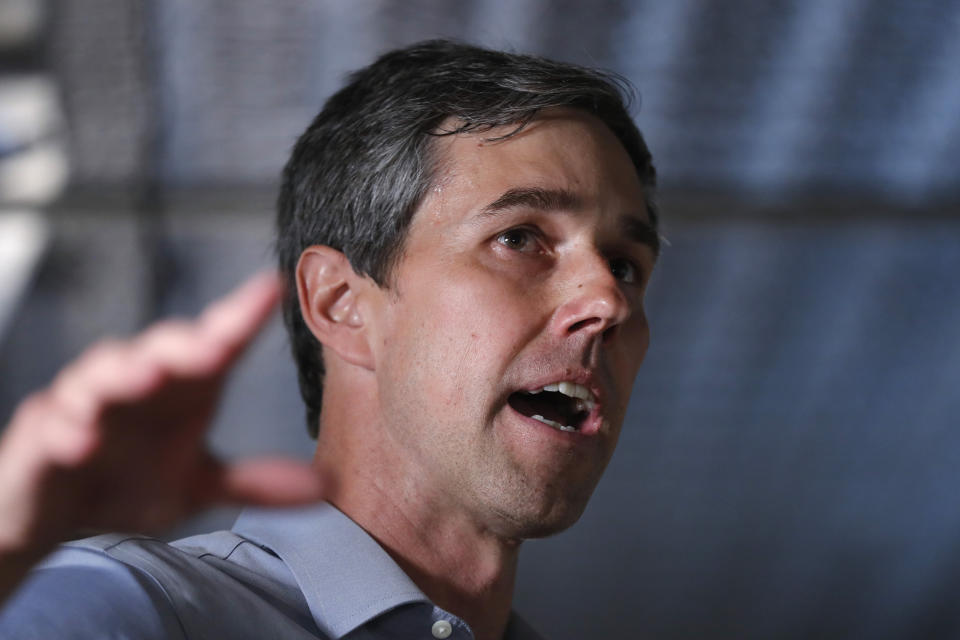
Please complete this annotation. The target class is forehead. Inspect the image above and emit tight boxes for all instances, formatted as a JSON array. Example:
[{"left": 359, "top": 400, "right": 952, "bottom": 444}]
[{"left": 415, "top": 109, "right": 650, "bottom": 233}]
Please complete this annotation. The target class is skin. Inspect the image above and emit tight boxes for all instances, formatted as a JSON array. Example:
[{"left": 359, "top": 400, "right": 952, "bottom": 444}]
[
  {"left": 0, "top": 273, "right": 325, "bottom": 605},
  {"left": 304, "top": 109, "right": 657, "bottom": 640}
]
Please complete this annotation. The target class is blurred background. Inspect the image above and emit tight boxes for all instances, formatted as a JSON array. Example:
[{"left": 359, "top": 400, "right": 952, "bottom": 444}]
[{"left": 1, "top": 0, "right": 959, "bottom": 638}]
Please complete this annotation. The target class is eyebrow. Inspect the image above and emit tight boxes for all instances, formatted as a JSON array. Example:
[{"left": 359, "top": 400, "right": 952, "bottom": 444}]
[
  {"left": 623, "top": 214, "right": 661, "bottom": 257},
  {"left": 481, "top": 186, "right": 583, "bottom": 215},
  {"left": 479, "top": 186, "right": 660, "bottom": 256}
]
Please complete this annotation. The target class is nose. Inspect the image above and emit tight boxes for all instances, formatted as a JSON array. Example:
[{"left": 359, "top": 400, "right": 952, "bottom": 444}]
[{"left": 549, "top": 251, "right": 633, "bottom": 343}]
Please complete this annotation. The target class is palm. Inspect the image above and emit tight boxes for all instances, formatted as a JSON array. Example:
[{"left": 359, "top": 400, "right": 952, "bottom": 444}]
[{"left": 0, "top": 273, "right": 324, "bottom": 550}]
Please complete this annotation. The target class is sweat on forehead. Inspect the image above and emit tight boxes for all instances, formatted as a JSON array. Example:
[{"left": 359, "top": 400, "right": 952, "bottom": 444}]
[{"left": 418, "top": 111, "right": 658, "bottom": 253}]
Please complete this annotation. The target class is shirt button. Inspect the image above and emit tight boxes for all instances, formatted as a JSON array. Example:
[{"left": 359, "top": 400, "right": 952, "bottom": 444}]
[{"left": 431, "top": 619, "right": 453, "bottom": 639}]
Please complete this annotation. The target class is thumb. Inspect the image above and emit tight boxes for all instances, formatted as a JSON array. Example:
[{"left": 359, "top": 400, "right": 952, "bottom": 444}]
[{"left": 199, "top": 456, "right": 327, "bottom": 507}]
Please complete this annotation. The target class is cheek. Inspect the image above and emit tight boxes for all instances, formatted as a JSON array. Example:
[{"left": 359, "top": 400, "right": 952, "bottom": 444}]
[
  {"left": 414, "top": 262, "right": 536, "bottom": 345},
  {"left": 610, "top": 310, "right": 650, "bottom": 405},
  {"left": 386, "top": 265, "right": 538, "bottom": 399},
  {"left": 628, "top": 312, "right": 651, "bottom": 369}
]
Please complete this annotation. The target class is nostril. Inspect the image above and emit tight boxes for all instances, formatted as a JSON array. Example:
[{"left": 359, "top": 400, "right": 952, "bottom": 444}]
[{"left": 568, "top": 317, "right": 599, "bottom": 334}]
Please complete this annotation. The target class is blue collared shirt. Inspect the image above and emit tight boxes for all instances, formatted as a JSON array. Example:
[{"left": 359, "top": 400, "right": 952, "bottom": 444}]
[{"left": 0, "top": 503, "right": 545, "bottom": 639}]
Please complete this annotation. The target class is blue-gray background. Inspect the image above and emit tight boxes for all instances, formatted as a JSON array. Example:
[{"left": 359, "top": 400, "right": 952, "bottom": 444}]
[{"left": 2, "top": 1, "right": 959, "bottom": 638}]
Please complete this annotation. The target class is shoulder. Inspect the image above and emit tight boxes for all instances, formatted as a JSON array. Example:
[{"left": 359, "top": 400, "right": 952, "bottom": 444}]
[
  {"left": 1, "top": 530, "right": 315, "bottom": 640},
  {"left": 0, "top": 536, "right": 186, "bottom": 639}
]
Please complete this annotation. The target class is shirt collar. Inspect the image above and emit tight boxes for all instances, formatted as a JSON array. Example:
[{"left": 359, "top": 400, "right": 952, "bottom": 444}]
[{"left": 232, "top": 503, "right": 428, "bottom": 639}]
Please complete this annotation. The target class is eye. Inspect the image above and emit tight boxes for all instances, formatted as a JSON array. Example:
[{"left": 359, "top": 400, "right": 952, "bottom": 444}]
[
  {"left": 496, "top": 228, "right": 539, "bottom": 252},
  {"left": 609, "top": 257, "right": 639, "bottom": 284}
]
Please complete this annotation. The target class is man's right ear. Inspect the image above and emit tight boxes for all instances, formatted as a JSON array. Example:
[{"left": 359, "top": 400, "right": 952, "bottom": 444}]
[{"left": 296, "top": 246, "right": 374, "bottom": 370}]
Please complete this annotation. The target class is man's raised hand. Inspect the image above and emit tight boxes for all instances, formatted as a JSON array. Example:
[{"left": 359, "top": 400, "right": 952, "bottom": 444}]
[{"left": 0, "top": 273, "right": 324, "bottom": 602}]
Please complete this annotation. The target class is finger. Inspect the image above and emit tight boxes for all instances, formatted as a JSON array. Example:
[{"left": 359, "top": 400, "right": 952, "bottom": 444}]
[
  {"left": 198, "top": 272, "right": 283, "bottom": 365},
  {"left": 50, "top": 340, "right": 165, "bottom": 418},
  {"left": 55, "top": 273, "right": 280, "bottom": 404},
  {"left": 32, "top": 398, "right": 102, "bottom": 467},
  {"left": 128, "top": 272, "right": 281, "bottom": 380},
  {"left": 136, "top": 319, "right": 220, "bottom": 376},
  {"left": 200, "top": 457, "right": 326, "bottom": 507},
  {"left": 3, "top": 393, "right": 98, "bottom": 471}
]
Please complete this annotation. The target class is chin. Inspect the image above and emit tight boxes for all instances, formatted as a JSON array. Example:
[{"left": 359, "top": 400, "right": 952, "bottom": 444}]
[
  {"left": 515, "top": 511, "right": 585, "bottom": 540},
  {"left": 488, "top": 489, "right": 594, "bottom": 540}
]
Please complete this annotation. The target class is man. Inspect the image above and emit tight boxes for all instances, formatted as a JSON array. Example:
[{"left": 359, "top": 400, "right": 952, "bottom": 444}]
[{"left": 0, "top": 40, "right": 659, "bottom": 639}]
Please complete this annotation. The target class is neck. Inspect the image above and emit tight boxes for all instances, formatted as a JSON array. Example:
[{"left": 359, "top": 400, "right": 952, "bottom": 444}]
[
  {"left": 315, "top": 377, "right": 520, "bottom": 640},
  {"left": 351, "top": 488, "right": 519, "bottom": 640}
]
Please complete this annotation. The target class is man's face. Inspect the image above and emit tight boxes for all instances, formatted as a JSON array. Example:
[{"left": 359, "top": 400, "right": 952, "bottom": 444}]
[{"left": 366, "top": 109, "right": 657, "bottom": 538}]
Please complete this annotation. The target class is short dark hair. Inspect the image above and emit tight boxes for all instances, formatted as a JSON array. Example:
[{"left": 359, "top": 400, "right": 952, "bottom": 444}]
[{"left": 276, "top": 39, "right": 658, "bottom": 437}]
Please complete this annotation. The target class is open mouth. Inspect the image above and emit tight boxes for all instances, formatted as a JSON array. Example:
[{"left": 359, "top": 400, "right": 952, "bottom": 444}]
[{"left": 507, "top": 381, "right": 596, "bottom": 433}]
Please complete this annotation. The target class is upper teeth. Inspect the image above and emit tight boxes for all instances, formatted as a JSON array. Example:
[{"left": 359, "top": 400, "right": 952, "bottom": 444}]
[{"left": 524, "top": 381, "right": 596, "bottom": 408}]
